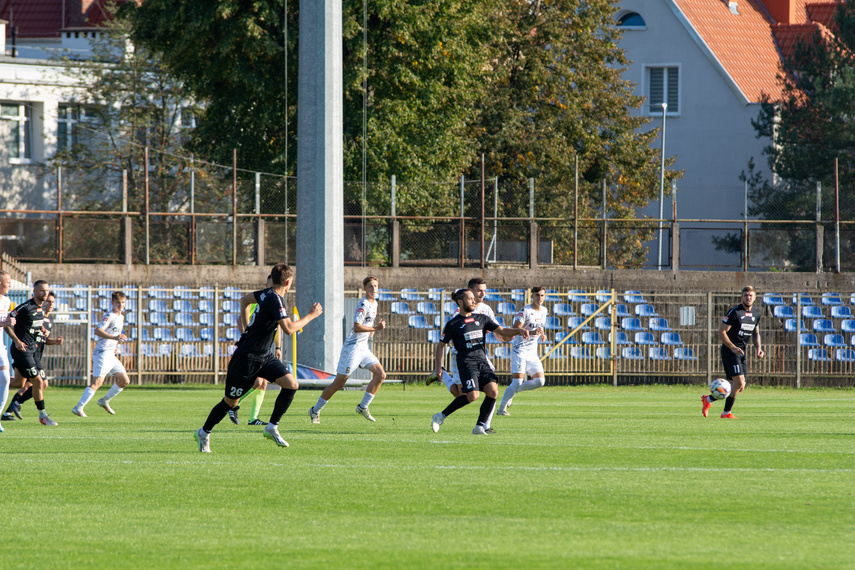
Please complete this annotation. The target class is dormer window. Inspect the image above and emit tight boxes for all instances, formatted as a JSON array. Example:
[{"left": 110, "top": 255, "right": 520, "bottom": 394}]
[{"left": 617, "top": 11, "right": 647, "bottom": 29}]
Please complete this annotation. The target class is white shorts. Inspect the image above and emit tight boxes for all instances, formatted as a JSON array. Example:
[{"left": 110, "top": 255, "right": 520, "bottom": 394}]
[
  {"left": 511, "top": 350, "right": 544, "bottom": 377},
  {"left": 93, "top": 351, "right": 127, "bottom": 379},
  {"left": 336, "top": 343, "right": 380, "bottom": 376},
  {"left": 446, "top": 353, "right": 495, "bottom": 392},
  {"left": 0, "top": 345, "right": 9, "bottom": 370}
]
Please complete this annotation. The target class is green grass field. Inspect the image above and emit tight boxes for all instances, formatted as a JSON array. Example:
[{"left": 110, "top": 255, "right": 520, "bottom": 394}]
[{"left": 1, "top": 384, "right": 853, "bottom": 569}]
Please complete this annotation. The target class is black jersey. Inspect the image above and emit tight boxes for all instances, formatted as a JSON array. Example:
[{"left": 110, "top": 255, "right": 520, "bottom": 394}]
[
  {"left": 10, "top": 298, "right": 44, "bottom": 353},
  {"left": 35, "top": 316, "right": 52, "bottom": 359},
  {"left": 721, "top": 304, "right": 761, "bottom": 350},
  {"left": 440, "top": 313, "right": 499, "bottom": 368},
  {"left": 235, "top": 288, "right": 286, "bottom": 358}
]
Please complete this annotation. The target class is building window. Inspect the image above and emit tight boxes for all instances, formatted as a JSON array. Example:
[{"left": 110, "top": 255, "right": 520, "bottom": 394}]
[
  {"left": 57, "top": 104, "right": 96, "bottom": 151},
  {"left": 180, "top": 107, "right": 197, "bottom": 129},
  {"left": 617, "top": 11, "right": 646, "bottom": 28},
  {"left": 647, "top": 67, "right": 679, "bottom": 115},
  {"left": 1, "top": 103, "right": 32, "bottom": 161}
]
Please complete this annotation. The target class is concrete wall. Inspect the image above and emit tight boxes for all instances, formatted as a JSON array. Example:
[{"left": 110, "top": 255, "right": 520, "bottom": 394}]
[{"left": 26, "top": 262, "right": 855, "bottom": 294}]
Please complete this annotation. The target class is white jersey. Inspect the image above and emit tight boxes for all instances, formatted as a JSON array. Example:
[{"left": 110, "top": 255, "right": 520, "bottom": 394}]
[
  {"left": 0, "top": 295, "right": 10, "bottom": 334},
  {"left": 0, "top": 295, "right": 10, "bottom": 366},
  {"left": 342, "top": 297, "right": 378, "bottom": 349},
  {"left": 451, "top": 302, "right": 498, "bottom": 355},
  {"left": 93, "top": 311, "right": 124, "bottom": 354},
  {"left": 512, "top": 304, "right": 548, "bottom": 354}
]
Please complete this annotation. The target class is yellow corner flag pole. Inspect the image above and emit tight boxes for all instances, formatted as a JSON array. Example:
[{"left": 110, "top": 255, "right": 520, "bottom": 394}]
[{"left": 292, "top": 306, "right": 302, "bottom": 377}]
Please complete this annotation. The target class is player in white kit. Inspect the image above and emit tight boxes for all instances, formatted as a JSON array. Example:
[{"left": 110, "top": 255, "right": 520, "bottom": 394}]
[
  {"left": 73, "top": 291, "right": 130, "bottom": 417},
  {"left": 309, "top": 276, "right": 387, "bottom": 423},
  {"left": 497, "top": 286, "right": 547, "bottom": 415},
  {"left": 0, "top": 270, "right": 16, "bottom": 433}
]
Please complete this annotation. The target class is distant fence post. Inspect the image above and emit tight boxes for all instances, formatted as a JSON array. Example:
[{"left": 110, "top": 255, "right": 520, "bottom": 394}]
[
  {"left": 480, "top": 154, "right": 485, "bottom": 269},
  {"left": 123, "top": 170, "right": 132, "bottom": 267},
  {"left": 145, "top": 147, "right": 150, "bottom": 266},
  {"left": 742, "top": 179, "right": 748, "bottom": 272},
  {"left": 459, "top": 175, "right": 465, "bottom": 268},
  {"left": 529, "top": 178, "right": 537, "bottom": 269},
  {"left": 671, "top": 180, "right": 678, "bottom": 272},
  {"left": 390, "top": 175, "right": 400, "bottom": 268},
  {"left": 816, "top": 180, "right": 823, "bottom": 273},
  {"left": 256, "top": 172, "right": 264, "bottom": 266},
  {"left": 232, "top": 149, "right": 237, "bottom": 267},
  {"left": 706, "top": 292, "right": 713, "bottom": 387},
  {"left": 57, "top": 166, "right": 63, "bottom": 263},
  {"left": 573, "top": 156, "right": 579, "bottom": 269},
  {"left": 601, "top": 179, "right": 607, "bottom": 269}
]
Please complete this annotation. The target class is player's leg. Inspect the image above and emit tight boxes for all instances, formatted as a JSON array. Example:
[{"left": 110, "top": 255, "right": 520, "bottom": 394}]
[
  {"left": 498, "top": 360, "right": 524, "bottom": 415},
  {"left": 263, "top": 360, "right": 298, "bottom": 447},
  {"left": 98, "top": 363, "right": 130, "bottom": 415},
  {"left": 0, "top": 357, "right": 8, "bottom": 432},
  {"left": 195, "top": 356, "right": 252, "bottom": 452},
  {"left": 356, "top": 357, "right": 384, "bottom": 422},
  {"left": 31, "top": 373, "right": 56, "bottom": 426},
  {"left": 473, "top": 369, "right": 499, "bottom": 434},
  {"left": 247, "top": 378, "right": 268, "bottom": 425},
  {"left": 722, "top": 372, "right": 746, "bottom": 419},
  {"left": 517, "top": 358, "right": 546, "bottom": 392},
  {"left": 431, "top": 366, "right": 479, "bottom": 433}
]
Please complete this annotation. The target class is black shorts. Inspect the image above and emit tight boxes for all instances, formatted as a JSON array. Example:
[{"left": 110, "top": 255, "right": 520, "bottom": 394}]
[
  {"left": 720, "top": 345, "right": 747, "bottom": 380},
  {"left": 224, "top": 351, "right": 291, "bottom": 400},
  {"left": 10, "top": 346, "right": 45, "bottom": 380},
  {"left": 457, "top": 359, "right": 498, "bottom": 393}
]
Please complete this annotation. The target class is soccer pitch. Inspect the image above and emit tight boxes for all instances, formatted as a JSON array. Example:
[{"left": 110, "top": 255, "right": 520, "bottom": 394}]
[{"left": 1, "top": 385, "right": 853, "bottom": 569}]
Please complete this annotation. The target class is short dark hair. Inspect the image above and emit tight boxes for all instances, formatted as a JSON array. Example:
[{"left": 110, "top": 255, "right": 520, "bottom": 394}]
[
  {"left": 33, "top": 279, "right": 48, "bottom": 289},
  {"left": 47, "top": 292, "right": 56, "bottom": 299},
  {"left": 363, "top": 275, "right": 378, "bottom": 286},
  {"left": 452, "top": 288, "right": 469, "bottom": 302},
  {"left": 742, "top": 286, "right": 756, "bottom": 293},
  {"left": 270, "top": 264, "right": 294, "bottom": 286},
  {"left": 468, "top": 277, "right": 486, "bottom": 290},
  {"left": 112, "top": 291, "right": 127, "bottom": 302},
  {"left": 531, "top": 286, "right": 545, "bottom": 294}
]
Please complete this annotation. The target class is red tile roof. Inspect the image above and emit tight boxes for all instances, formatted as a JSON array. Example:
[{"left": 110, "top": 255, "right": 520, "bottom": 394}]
[
  {"left": 805, "top": 2, "right": 838, "bottom": 26},
  {"left": 0, "top": 0, "right": 126, "bottom": 38}
]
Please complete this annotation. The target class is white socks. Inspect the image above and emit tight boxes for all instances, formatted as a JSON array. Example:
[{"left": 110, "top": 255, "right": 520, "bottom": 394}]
[
  {"left": 76, "top": 387, "right": 96, "bottom": 409},
  {"left": 441, "top": 370, "right": 455, "bottom": 391},
  {"left": 518, "top": 376, "right": 545, "bottom": 392},
  {"left": 500, "top": 377, "right": 523, "bottom": 411},
  {"left": 0, "top": 367, "right": 10, "bottom": 417},
  {"left": 359, "top": 391, "right": 375, "bottom": 409},
  {"left": 312, "top": 397, "right": 328, "bottom": 413},
  {"left": 104, "top": 384, "right": 123, "bottom": 402}
]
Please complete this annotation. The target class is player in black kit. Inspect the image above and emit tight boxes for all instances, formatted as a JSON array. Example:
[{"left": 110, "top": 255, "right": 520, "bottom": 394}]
[
  {"left": 702, "top": 285, "right": 765, "bottom": 419},
  {"left": 3, "top": 281, "right": 56, "bottom": 426},
  {"left": 430, "top": 288, "right": 530, "bottom": 435},
  {"left": 194, "top": 264, "right": 323, "bottom": 452}
]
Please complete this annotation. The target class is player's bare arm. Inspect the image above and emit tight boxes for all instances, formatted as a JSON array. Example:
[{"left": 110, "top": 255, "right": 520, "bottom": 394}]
[
  {"left": 5, "top": 326, "right": 25, "bottom": 351},
  {"left": 278, "top": 302, "right": 323, "bottom": 336},
  {"left": 434, "top": 341, "right": 446, "bottom": 378},
  {"left": 753, "top": 330, "right": 765, "bottom": 358},
  {"left": 495, "top": 325, "right": 530, "bottom": 340},
  {"left": 238, "top": 292, "right": 256, "bottom": 333},
  {"left": 354, "top": 317, "right": 385, "bottom": 334},
  {"left": 95, "top": 327, "right": 126, "bottom": 342}
]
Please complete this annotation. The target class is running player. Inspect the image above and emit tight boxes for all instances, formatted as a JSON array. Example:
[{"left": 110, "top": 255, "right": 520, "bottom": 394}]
[
  {"left": 72, "top": 291, "right": 130, "bottom": 417},
  {"left": 430, "top": 288, "right": 529, "bottom": 435},
  {"left": 2, "top": 291, "right": 62, "bottom": 421},
  {"left": 702, "top": 285, "right": 765, "bottom": 419},
  {"left": 4, "top": 280, "right": 55, "bottom": 425},
  {"left": 497, "top": 286, "right": 547, "bottom": 415},
  {"left": 0, "top": 270, "right": 16, "bottom": 433},
  {"left": 309, "top": 275, "right": 386, "bottom": 424},
  {"left": 194, "top": 264, "right": 323, "bottom": 452}
]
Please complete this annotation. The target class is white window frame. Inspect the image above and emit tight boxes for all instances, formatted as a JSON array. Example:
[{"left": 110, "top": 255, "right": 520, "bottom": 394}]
[
  {"left": 57, "top": 104, "right": 97, "bottom": 152},
  {"left": 1, "top": 102, "right": 33, "bottom": 163},
  {"left": 643, "top": 64, "right": 681, "bottom": 117}
]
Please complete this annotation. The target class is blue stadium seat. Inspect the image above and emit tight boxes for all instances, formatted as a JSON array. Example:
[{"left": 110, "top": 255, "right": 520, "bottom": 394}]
[
  {"left": 554, "top": 332, "right": 576, "bottom": 345},
  {"left": 635, "top": 304, "right": 657, "bottom": 317},
  {"left": 176, "top": 328, "right": 198, "bottom": 342},
  {"left": 98, "top": 298, "right": 112, "bottom": 311},
  {"left": 427, "top": 288, "right": 444, "bottom": 301},
  {"left": 427, "top": 330, "right": 441, "bottom": 343},
  {"left": 494, "top": 346, "right": 512, "bottom": 359},
  {"left": 222, "top": 300, "right": 240, "bottom": 313},
  {"left": 200, "top": 328, "right": 214, "bottom": 341},
  {"left": 122, "top": 285, "right": 138, "bottom": 299},
  {"left": 581, "top": 331, "right": 605, "bottom": 345},
  {"left": 595, "top": 290, "right": 612, "bottom": 303},
  {"left": 173, "top": 300, "right": 194, "bottom": 313},
  {"left": 841, "top": 319, "right": 855, "bottom": 333},
  {"left": 140, "top": 343, "right": 156, "bottom": 357},
  {"left": 149, "top": 313, "right": 169, "bottom": 326},
  {"left": 610, "top": 331, "right": 631, "bottom": 345},
  {"left": 391, "top": 302, "right": 414, "bottom": 315},
  {"left": 784, "top": 318, "right": 806, "bottom": 332},
  {"left": 416, "top": 302, "right": 439, "bottom": 315},
  {"left": 594, "top": 317, "right": 611, "bottom": 330},
  {"left": 623, "top": 290, "right": 645, "bottom": 304},
  {"left": 836, "top": 348, "right": 855, "bottom": 362},
  {"left": 408, "top": 315, "right": 431, "bottom": 329},
  {"left": 851, "top": 293, "right": 855, "bottom": 305},
  {"left": 673, "top": 347, "right": 697, "bottom": 360},
  {"left": 762, "top": 293, "right": 784, "bottom": 306},
  {"left": 202, "top": 344, "right": 214, "bottom": 357},
  {"left": 511, "top": 289, "right": 526, "bottom": 302},
  {"left": 180, "top": 344, "right": 200, "bottom": 358},
  {"left": 223, "top": 313, "right": 239, "bottom": 327},
  {"left": 773, "top": 305, "right": 794, "bottom": 318},
  {"left": 148, "top": 286, "right": 170, "bottom": 299},
  {"left": 140, "top": 329, "right": 154, "bottom": 342},
  {"left": 634, "top": 332, "right": 656, "bottom": 345},
  {"left": 580, "top": 303, "right": 599, "bottom": 317},
  {"left": 831, "top": 306, "right": 852, "bottom": 319},
  {"left": 198, "top": 300, "right": 214, "bottom": 313},
  {"left": 199, "top": 313, "right": 215, "bottom": 327},
  {"left": 225, "top": 328, "right": 240, "bottom": 341},
  {"left": 568, "top": 289, "right": 587, "bottom": 303},
  {"left": 227, "top": 345, "right": 237, "bottom": 356},
  {"left": 127, "top": 327, "right": 137, "bottom": 339},
  {"left": 821, "top": 293, "right": 843, "bottom": 306},
  {"left": 544, "top": 316, "right": 563, "bottom": 330},
  {"left": 153, "top": 327, "right": 173, "bottom": 341},
  {"left": 157, "top": 343, "right": 172, "bottom": 357},
  {"left": 148, "top": 300, "right": 168, "bottom": 313},
  {"left": 595, "top": 347, "right": 612, "bottom": 360},
  {"left": 570, "top": 346, "right": 593, "bottom": 359},
  {"left": 648, "top": 347, "right": 670, "bottom": 360},
  {"left": 661, "top": 332, "right": 683, "bottom": 345},
  {"left": 484, "top": 288, "right": 503, "bottom": 302},
  {"left": 621, "top": 347, "right": 644, "bottom": 360},
  {"left": 793, "top": 293, "right": 814, "bottom": 306},
  {"left": 497, "top": 302, "right": 516, "bottom": 316},
  {"left": 174, "top": 286, "right": 194, "bottom": 300},
  {"left": 72, "top": 284, "right": 88, "bottom": 297},
  {"left": 401, "top": 288, "right": 423, "bottom": 301},
  {"left": 614, "top": 304, "right": 631, "bottom": 317},
  {"left": 823, "top": 334, "right": 846, "bottom": 348},
  {"left": 494, "top": 316, "right": 506, "bottom": 327},
  {"left": 621, "top": 317, "right": 644, "bottom": 331},
  {"left": 443, "top": 302, "right": 457, "bottom": 315},
  {"left": 199, "top": 287, "right": 215, "bottom": 300},
  {"left": 808, "top": 348, "right": 831, "bottom": 362},
  {"left": 799, "top": 333, "right": 820, "bottom": 347},
  {"left": 376, "top": 288, "right": 394, "bottom": 301},
  {"left": 649, "top": 318, "right": 671, "bottom": 331},
  {"left": 547, "top": 348, "right": 566, "bottom": 359},
  {"left": 813, "top": 319, "right": 835, "bottom": 333},
  {"left": 223, "top": 287, "right": 242, "bottom": 300},
  {"left": 553, "top": 303, "right": 575, "bottom": 316},
  {"left": 125, "top": 312, "right": 137, "bottom": 326},
  {"left": 175, "top": 313, "right": 196, "bottom": 327},
  {"left": 567, "top": 317, "right": 590, "bottom": 331},
  {"left": 124, "top": 299, "right": 137, "bottom": 312},
  {"left": 434, "top": 315, "right": 444, "bottom": 328},
  {"left": 802, "top": 306, "right": 823, "bottom": 319}
]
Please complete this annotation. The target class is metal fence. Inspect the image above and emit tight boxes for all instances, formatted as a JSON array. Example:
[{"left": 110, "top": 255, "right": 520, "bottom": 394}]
[{"left": 12, "top": 286, "right": 855, "bottom": 388}]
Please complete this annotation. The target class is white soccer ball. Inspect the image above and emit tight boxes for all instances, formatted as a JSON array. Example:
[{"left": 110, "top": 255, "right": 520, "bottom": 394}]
[{"left": 709, "top": 378, "right": 732, "bottom": 401}]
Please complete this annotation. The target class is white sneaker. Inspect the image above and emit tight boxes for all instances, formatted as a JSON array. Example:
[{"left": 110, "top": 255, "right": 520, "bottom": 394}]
[
  {"left": 496, "top": 409, "right": 510, "bottom": 416},
  {"left": 356, "top": 405, "right": 376, "bottom": 422},
  {"left": 309, "top": 407, "right": 320, "bottom": 424},
  {"left": 194, "top": 428, "right": 211, "bottom": 453},
  {"left": 431, "top": 412, "right": 445, "bottom": 433},
  {"left": 39, "top": 414, "right": 59, "bottom": 426},
  {"left": 263, "top": 424, "right": 289, "bottom": 447},
  {"left": 472, "top": 424, "right": 487, "bottom": 435},
  {"left": 97, "top": 398, "right": 115, "bottom": 415},
  {"left": 0, "top": 422, "right": 3, "bottom": 433},
  {"left": 72, "top": 407, "right": 88, "bottom": 417}
]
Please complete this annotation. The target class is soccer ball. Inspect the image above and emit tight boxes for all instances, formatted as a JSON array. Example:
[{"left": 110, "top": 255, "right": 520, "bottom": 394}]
[{"left": 709, "top": 378, "right": 732, "bottom": 400}]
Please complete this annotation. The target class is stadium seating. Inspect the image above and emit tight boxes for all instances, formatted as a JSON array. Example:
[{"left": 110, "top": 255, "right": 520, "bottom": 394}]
[
  {"left": 225, "top": 328, "right": 240, "bottom": 341},
  {"left": 149, "top": 286, "right": 170, "bottom": 299},
  {"left": 594, "top": 317, "right": 611, "bottom": 330},
  {"left": 98, "top": 298, "right": 111, "bottom": 311},
  {"left": 793, "top": 293, "right": 814, "bottom": 306},
  {"left": 648, "top": 318, "right": 671, "bottom": 331},
  {"left": 553, "top": 303, "right": 575, "bottom": 316},
  {"left": 648, "top": 347, "right": 670, "bottom": 360},
  {"left": 635, "top": 304, "right": 658, "bottom": 317},
  {"left": 623, "top": 290, "right": 645, "bottom": 304},
  {"left": 125, "top": 312, "right": 137, "bottom": 325},
  {"left": 581, "top": 331, "right": 605, "bottom": 345},
  {"left": 621, "top": 347, "right": 644, "bottom": 360},
  {"left": 391, "top": 302, "right": 414, "bottom": 315},
  {"left": 621, "top": 317, "right": 644, "bottom": 331},
  {"left": 484, "top": 288, "right": 503, "bottom": 302},
  {"left": 784, "top": 319, "right": 806, "bottom": 332},
  {"left": 485, "top": 332, "right": 500, "bottom": 344},
  {"left": 198, "top": 300, "right": 214, "bottom": 313},
  {"left": 595, "top": 347, "right": 612, "bottom": 360},
  {"left": 223, "top": 287, "right": 242, "bottom": 300},
  {"left": 433, "top": 315, "right": 443, "bottom": 328},
  {"left": 427, "top": 288, "right": 444, "bottom": 301},
  {"left": 808, "top": 348, "right": 831, "bottom": 362},
  {"left": 821, "top": 293, "right": 843, "bottom": 306},
  {"left": 813, "top": 319, "right": 835, "bottom": 333},
  {"left": 570, "top": 347, "right": 592, "bottom": 359},
  {"left": 199, "top": 313, "right": 215, "bottom": 327},
  {"left": 153, "top": 327, "right": 173, "bottom": 341},
  {"left": 673, "top": 347, "right": 697, "bottom": 360},
  {"left": 416, "top": 302, "right": 439, "bottom": 315},
  {"left": 497, "top": 302, "right": 516, "bottom": 315},
  {"left": 835, "top": 348, "right": 855, "bottom": 362},
  {"left": 140, "top": 343, "right": 156, "bottom": 357},
  {"left": 841, "top": 319, "right": 855, "bottom": 333},
  {"left": 610, "top": 331, "right": 631, "bottom": 345},
  {"left": 802, "top": 306, "right": 824, "bottom": 319},
  {"left": 614, "top": 304, "right": 631, "bottom": 317},
  {"left": 580, "top": 303, "right": 599, "bottom": 317},
  {"left": 547, "top": 348, "right": 566, "bottom": 359},
  {"left": 544, "top": 316, "right": 563, "bottom": 330},
  {"left": 774, "top": 305, "right": 794, "bottom": 318},
  {"left": 823, "top": 334, "right": 846, "bottom": 348},
  {"left": 831, "top": 306, "right": 852, "bottom": 319},
  {"left": 799, "top": 333, "right": 820, "bottom": 347},
  {"left": 595, "top": 290, "right": 612, "bottom": 303},
  {"left": 408, "top": 315, "right": 431, "bottom": 329},
  {"left": 510, "top": 289, "right": 526, "bottom": 302},
  {"left": 200, "top": 328, "right": 214, "bottom": 341},
  {"left": 762, "top": 293, "right": 784, "bottom": 306},
  {"left": 149, "top": 313, "right": 169, "bottom": 326},
  {"left": 176, "top": 328, "right": 198, "bottom": 342},
  {"left": 494, "top": 346, "right": 512, "bottom": 359},
  {"left": 443, "top": 302, "right": 457, "bottom": 315},
  {"left": 567, "top": 317, "right": 590, "bottom": 330},
  {"left": 554, "top": 332, "right": 575, "bottom": 345},
  {"left": 401, "top": 288, "right": 423, "bottom": 301},
  {"left": 376, "top": 288, "right": 394, "bottom": 301},
  {"left": 180, "top": 344, "right": 199, "bottom": 358},
  {"left": 222, "top": 300, "right": 240, "bottom": 313},
  {"left": 199, "top": 287, "right": 215, "bottom": 300},
  {"left": 544, "top": 289, "right": 561, "bottom": 303},
  {"left": 175, "top": 313, "right": 196, "bottom": 327},
  {"left": 148, "top": 300, "right": 168, "bottom": 313},
  {"left": 173, "top": 300, "right": 194, "bottom": 313},
  {"left": 223, "top": 313, "right": 239, "bottom": 327},
  {"left": 634, "top": 332, "right": 657, "bottom": 345},
  {"left": 427, "top": 330, "right": 441, "bottom": 343},
  {"left": 661, "top": 332, "right": 683, "bottom": 345},
  {"left": 174, "top": 286, "right": 194, "bottom": 300},
  {"left": 568, "top": 289, "right": 587, "bottom": 303},
  {"left": 494, "top": 316, "right": 505, "bottom": 327}
]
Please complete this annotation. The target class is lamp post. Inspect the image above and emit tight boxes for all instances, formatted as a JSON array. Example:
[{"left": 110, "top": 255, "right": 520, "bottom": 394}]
[{"left": 657, "top": 102, "right": 667, "bottom": 270}]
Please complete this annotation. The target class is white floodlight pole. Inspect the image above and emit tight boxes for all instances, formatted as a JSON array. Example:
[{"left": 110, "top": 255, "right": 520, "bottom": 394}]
[{"left": 657, "top": 102, "right": 668, "bottom": 270}]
